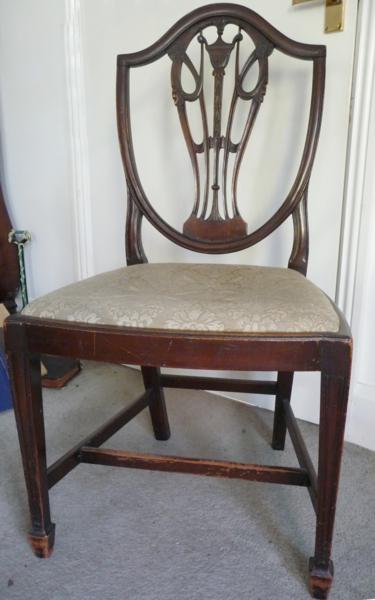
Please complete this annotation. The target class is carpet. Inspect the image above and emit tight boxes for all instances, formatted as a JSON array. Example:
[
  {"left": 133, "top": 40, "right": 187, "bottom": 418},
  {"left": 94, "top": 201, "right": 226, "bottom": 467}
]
[{"left": 0, "top": 361, "right": 374, "bottom": 600}]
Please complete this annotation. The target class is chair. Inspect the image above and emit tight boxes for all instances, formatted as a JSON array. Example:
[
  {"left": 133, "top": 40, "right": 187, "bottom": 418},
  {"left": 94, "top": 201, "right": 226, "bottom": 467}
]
[{"left": 5, "top": 4, "right": 351, "bottom": 599}]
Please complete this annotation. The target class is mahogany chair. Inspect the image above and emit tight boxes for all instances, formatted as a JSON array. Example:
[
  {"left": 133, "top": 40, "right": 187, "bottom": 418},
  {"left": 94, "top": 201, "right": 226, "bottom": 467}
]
[{"left": 5, "top": 4, "right": 351, "bottom": 599}]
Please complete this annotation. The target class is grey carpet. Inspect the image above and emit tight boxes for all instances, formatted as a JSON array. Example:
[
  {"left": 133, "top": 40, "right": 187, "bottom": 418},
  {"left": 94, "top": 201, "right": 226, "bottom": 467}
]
[{"left": 1, "top": 361, "right": 375, "bottom": 600}]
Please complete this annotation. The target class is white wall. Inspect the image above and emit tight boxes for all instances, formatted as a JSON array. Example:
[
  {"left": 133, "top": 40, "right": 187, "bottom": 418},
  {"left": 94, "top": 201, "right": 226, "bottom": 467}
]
[{"left": 0, "top": 0, "right": 77, "bottom": 300}]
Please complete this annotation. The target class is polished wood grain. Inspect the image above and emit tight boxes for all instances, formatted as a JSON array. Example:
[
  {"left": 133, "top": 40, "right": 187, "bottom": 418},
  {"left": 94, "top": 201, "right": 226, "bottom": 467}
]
[
  {"left": 47, "top": 390, "right": 151, "bottom": 489},
  {"left": 272, "top": 371, "right": 294, "bottom": 451},
  {"left": 5, "top": 314, "right": 348, "bottom": 372},
  {"left": 5, "top": 5, "right": 351, "bottom": 599},
  {"left": 169, "top": 23, "right": 271, "bottom": 243},
  {"left": 282, "top": 395, "right": 318, "bottom": 510},
  {"left": 117, "top": 4, "right": 325, "bottom": 257},
  {"left": 8, "top": 349, "right": 55, "bottom": 557},
  {"left": 79, "top": 447, "right": 310, "bottom": 487},
  {"left": 309, "top": 344, "right": 351, "bottom": 599},
  {"left": 160, "top": 373, "right": 277, "bottom": 395},
  {"left": 141, "top": 366, "right": 170, "bottom": 441}
]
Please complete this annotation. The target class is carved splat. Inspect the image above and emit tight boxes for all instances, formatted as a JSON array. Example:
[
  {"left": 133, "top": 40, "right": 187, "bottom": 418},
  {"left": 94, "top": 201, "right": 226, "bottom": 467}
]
[{"left": 169, "top": 22, "right": 273, "bottom": 243}]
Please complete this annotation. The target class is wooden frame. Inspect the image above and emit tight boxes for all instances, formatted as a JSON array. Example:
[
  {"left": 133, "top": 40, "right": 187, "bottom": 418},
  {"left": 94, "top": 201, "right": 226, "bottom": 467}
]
[
  {"left": 5, "top": 5, "right": 351, "bottom": 600},
  {"left": 117, "top": 4, "right": 325, "bottom": 262}
]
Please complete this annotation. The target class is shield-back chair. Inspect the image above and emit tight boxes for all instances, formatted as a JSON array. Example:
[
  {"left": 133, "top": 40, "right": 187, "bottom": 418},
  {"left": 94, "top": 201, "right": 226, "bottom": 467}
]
[{"left": 5, "top": 4, "right": 351, "bottom": 599}]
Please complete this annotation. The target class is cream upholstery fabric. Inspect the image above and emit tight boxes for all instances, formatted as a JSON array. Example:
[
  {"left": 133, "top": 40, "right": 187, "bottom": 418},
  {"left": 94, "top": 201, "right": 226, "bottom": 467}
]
[{"left": 22, "top": 263, "right": 340, "bottom": 333}]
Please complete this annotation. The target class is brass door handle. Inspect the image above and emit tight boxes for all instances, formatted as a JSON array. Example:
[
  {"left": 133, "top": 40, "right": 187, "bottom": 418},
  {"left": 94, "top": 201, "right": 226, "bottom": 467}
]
[{"left": 292, "top": 0, "right": 345, "bottom": 33}]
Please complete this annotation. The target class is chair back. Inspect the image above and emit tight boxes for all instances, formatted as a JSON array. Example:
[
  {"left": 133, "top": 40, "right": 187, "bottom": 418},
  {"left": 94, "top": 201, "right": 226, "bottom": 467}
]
[{"left": 117, "top": 3, "right": 325, "bottom": 274}]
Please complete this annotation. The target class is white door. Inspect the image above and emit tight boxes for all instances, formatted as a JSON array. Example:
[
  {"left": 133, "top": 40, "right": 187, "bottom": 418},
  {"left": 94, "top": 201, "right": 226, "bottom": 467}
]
[
  {"left": 79, "top": 0, "right": 358, "bottom": 427},
  {"left": 0, "top": 0, "right": 359, "bottom": 431},
  {"left": 339, "top": 0, "right": 375, "bottom": 452}
]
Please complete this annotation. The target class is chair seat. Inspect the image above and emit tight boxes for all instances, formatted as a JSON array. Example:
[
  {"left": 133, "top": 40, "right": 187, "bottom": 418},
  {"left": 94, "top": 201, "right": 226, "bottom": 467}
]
[{"left": 22, "top": 263, "right": 340, "bottom": 334}]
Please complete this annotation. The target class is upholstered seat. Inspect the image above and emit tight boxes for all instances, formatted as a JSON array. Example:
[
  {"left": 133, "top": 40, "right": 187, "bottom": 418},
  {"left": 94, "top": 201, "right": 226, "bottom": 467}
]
[{"left": 23, "top": 263, "right": 339, "bottom": 333}]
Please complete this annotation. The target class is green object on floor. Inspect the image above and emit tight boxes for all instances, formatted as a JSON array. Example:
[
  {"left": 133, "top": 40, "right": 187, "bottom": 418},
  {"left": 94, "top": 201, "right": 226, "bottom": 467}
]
[{"left": 8, "top": 229, "right": 31, "bottom": 308}]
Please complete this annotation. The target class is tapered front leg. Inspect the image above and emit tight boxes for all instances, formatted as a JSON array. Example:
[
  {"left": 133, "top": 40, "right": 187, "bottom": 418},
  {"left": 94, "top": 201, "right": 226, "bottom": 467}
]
[
  {"left": 272, "top": 371, "right": 294, "bottom": 450},
  {"left": 141, "top": 366, "right": 170, "bottom": 441},
  {"left": 8, "top": 351, "right": 55, "bottom": 558},
  {"left": 309, "top": 345, "right": 351, "bottom": 599}
]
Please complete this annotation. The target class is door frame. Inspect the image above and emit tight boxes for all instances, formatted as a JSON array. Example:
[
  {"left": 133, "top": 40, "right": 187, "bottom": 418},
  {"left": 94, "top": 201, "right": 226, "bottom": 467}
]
[
  {"left": 336, "top": 0, "right": 375, "bottom": 449},
  {"left": 337, "top": 0, "right": 375, "bottom": 319}
]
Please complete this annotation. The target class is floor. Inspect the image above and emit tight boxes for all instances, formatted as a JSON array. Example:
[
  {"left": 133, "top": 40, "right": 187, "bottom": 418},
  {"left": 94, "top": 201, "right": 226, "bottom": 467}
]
[{"left": 1, "top": 361, "right": 375, "bottom": 600}]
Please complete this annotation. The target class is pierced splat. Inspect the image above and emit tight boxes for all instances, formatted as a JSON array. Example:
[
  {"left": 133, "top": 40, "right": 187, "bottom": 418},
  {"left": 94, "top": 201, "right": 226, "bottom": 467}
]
[{"left": 169, "top": 22, "right": 273, "bottom": 243}]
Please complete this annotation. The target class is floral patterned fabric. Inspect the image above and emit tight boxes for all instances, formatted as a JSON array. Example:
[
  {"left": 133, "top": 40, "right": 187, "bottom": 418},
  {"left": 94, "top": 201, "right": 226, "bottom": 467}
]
[{"left": 22, "top": 263, "right": 340, "bottom": 333}]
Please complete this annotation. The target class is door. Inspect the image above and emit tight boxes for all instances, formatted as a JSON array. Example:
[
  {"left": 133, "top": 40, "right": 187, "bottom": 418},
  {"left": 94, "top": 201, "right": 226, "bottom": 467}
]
[{"left": 80, "top": 0, "right": 358, "bottom": 426}]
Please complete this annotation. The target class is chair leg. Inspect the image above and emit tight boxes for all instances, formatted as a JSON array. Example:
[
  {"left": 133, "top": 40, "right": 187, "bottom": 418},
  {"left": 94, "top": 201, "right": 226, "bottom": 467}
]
[
  {"left": 8, "top": 351, "right": 55, "bottom": 558},
  {"left": 271, "top": 371, "right": 294, "bottom": 450},
  {"left": 141, "top": 366, "right": 170, "bottom": 441},
  {"left": 309, "top": 363, "right": 351, "bottom": 599}
]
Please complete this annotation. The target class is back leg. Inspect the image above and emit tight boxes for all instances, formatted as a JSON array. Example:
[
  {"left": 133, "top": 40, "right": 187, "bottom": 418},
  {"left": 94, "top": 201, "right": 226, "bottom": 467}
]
[
  {"left": 141, "top": 366, "right": 170, "bottom": 441},
  {"left": 272, "top": 371, "right": 294, "bottom": 450}
]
